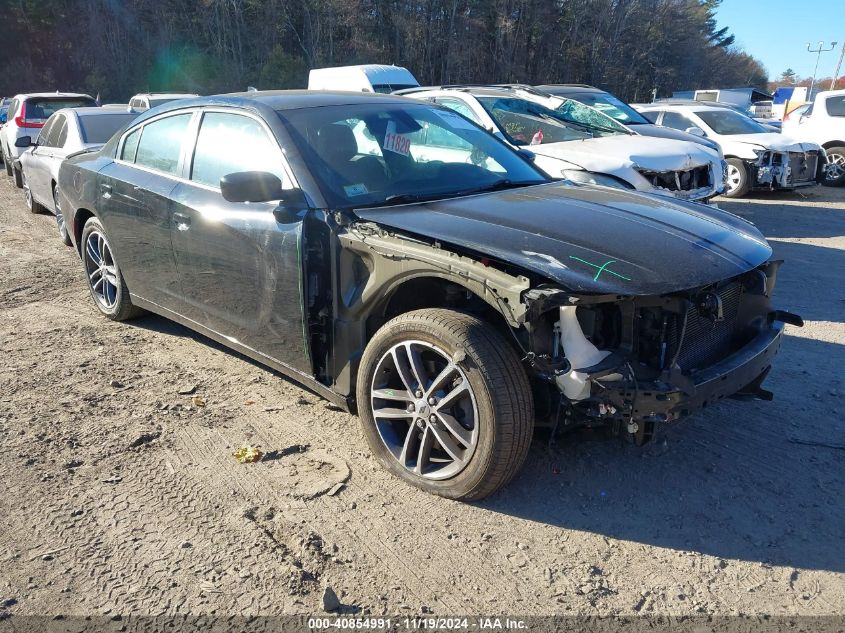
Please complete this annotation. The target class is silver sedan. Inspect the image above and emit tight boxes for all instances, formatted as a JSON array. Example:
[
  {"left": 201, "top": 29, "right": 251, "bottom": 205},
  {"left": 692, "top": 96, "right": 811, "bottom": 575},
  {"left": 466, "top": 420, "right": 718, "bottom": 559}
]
[{"left": 17, "top": 107, "right": 138, "bottom": 244}]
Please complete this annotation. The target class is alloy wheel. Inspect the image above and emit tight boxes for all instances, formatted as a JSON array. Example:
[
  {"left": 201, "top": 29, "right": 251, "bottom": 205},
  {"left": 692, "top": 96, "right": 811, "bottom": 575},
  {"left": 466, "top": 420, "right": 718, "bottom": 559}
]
[
  {"left": 726, "top": 163, "right": 742, "bottom": 193},
  {"left": 370, "top": 340, "right": 479, "bottom": 480},
  {"left": 827, "top": 152, "right": 845, "bottom": 182},
  {"left": 84, "top": 230, "right": 119, "bottom": 310}
]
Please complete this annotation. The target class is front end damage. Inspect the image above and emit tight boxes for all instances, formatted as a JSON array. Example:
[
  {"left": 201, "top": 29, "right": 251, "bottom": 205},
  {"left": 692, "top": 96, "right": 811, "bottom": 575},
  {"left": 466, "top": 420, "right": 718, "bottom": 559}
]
[
  {"left": 521, "top": 261, "right": 803, "bottom": 443},
  {"left": 747, "top": 148, "right": 826, "bottom": 191},
  {"left": 635, "top": 161, "right": 724, "bottom": 201},
  {"left": 334, "top": 222, "right": 801, "bottom": 445}
]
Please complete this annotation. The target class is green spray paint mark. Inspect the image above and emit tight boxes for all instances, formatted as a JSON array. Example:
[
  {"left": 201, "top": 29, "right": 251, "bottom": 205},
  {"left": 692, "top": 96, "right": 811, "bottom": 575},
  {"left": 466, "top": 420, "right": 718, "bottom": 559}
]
[{"left": 569, "top": 256, "right": 632, "bottom": 282}]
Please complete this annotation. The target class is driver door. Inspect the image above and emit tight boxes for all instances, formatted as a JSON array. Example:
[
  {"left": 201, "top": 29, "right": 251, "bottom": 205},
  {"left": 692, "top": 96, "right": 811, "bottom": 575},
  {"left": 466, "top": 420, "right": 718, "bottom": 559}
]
[{"left": 168, "top": 109, "right": 312, "bottom": 375}]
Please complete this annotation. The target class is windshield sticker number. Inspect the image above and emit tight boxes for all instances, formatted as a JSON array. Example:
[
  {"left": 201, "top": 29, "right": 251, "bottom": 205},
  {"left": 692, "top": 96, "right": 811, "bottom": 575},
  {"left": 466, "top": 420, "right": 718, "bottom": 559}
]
[
  {"left": 384, "top": 121, "right": 411, "bottom": 156},
  {"left": 344, "top": 183, "right": 369, "bottom": 197},
  {"left": 432, "top": 109, "right": 478, "bottom": 130}
]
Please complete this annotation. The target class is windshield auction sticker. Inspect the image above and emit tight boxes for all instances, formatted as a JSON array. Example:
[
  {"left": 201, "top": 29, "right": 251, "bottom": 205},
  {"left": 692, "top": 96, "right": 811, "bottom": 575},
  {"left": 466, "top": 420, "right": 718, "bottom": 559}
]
[{"left": 383, "top": 120, "right": 412, "bottom": 156}]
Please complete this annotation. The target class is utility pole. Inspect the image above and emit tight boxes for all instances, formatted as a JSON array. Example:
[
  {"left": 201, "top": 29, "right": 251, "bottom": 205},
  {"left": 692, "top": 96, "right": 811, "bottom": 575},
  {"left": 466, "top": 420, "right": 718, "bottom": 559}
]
[
  {"left": 807, "top": 41, "right": 837, "bottom": 99},
  {"left": 832, "top": 41, "right": 845, "bottom": 90}
]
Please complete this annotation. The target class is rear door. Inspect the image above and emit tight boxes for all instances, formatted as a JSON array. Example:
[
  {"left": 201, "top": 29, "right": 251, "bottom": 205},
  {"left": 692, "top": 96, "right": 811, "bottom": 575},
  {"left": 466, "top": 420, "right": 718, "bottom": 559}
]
[
  {"left": 168, "top": 109, "right": 311, "bottom": 374},
  {"left": 97, "top": 112, "right": 193, "bottom": 310}
]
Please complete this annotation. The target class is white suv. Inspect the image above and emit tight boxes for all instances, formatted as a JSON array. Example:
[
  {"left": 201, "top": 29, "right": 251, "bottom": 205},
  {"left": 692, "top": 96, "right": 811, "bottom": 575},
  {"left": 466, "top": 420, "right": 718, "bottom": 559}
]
[
  {"left": 400, "top": 85, "right": 725, "bottom": 202},
  {"left": 128, "top": 93, "right": 198, "bottom": 112},
  {"left": 781, "top": 89, "right": 845, "bottom": 186},
  {"left": 1, "top": 93, "right": 97, "bottom": 185},
  {"left": 635, "top": 102, "right": 826, "bottom": 197}
]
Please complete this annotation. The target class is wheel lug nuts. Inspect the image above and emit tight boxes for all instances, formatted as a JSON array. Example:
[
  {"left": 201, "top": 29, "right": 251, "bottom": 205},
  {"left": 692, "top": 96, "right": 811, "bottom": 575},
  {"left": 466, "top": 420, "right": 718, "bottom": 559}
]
[
  {"left": 407, "top": 403, "right": 415, "bottom": 412},
  {"left": 415, "top": 390, "right": 423, "bottom": 398},
  {"left": 428, "top": 397, "right": 437, "bottom": 405},
  {"left": 429, "top": 414, "right": 437, "bottom": 424}
]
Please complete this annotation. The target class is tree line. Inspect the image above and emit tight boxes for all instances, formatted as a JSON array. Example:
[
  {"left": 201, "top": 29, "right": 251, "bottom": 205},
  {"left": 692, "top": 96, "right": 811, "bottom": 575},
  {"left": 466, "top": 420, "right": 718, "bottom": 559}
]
[{"left": 0, "top": 0, "right": 768, "bottom": 103}]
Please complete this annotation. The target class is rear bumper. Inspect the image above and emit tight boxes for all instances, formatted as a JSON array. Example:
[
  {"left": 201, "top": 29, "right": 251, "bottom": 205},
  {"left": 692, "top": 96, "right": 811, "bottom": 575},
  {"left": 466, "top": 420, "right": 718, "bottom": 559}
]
[{"left": 603, "top": 320, "right": 785, "bottom": 423}]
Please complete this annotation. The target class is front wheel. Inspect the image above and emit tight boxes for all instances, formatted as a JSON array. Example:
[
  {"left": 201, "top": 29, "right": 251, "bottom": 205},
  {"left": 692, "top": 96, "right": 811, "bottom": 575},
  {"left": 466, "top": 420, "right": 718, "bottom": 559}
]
[
  {"left": 80, "top": 217, "right": 144, "bottom": 321},
  {"left": 3, "top": 146, "right": 11, "bottom": 176},
  {"left": 22, "top": 170, "right": 42, "bottom": 213},
  {"left": 723, "top": 158, "right": 750, "bottom": 198},
  {"left": 823, "top": 146, "right": 845, "bottom": 186},
  {"left": 356, "top": 309, "right": 534, "bottom": 501}
]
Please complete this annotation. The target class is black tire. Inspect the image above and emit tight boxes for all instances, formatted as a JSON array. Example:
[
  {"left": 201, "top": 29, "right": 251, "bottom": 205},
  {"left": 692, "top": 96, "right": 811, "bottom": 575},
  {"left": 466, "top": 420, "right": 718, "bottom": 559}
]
[
  {"left": 53, "top": 185, "right": 72, "bottom": 246},
  {"left": 80, "top": 216, "right": 144, "bottom": 321},
  {"left": 356, "top": 309, "right": 533, "bottom": 501},
  {"left": 724, "top": 158, "right": 750, "bottom": 198},
  {"left": 3, "top": 146, "right": 11, "bottom": 176},
  {"left": 21, "top": 170, "right": 43, "bottom": 213},
  {"left": 13, "top": 164, "right": 23, "bottom": 189},
  {"left": 823, "top": 146, "right": 845, "bottom": 187}
]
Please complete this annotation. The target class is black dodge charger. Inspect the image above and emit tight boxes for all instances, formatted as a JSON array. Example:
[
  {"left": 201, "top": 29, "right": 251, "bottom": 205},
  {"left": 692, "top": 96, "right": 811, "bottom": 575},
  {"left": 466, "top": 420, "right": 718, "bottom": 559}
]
[{"left": 58, "top": 91, "right": 802, "bottom": 500}]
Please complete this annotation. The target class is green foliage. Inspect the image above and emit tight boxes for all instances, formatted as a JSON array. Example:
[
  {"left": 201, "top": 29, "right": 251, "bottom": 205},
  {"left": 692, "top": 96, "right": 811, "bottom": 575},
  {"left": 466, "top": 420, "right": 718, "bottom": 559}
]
[{"left": 259, "top": 47, "right": 309, "bottom": 90}]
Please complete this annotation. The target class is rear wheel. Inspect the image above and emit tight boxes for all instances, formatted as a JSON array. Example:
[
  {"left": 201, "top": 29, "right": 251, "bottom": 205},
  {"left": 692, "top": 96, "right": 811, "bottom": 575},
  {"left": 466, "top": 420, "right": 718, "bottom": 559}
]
[
  {"left": 823, "top": 146, "right": 845, "bottom": 186},
  {"left": 724, "top": 158, "right": 750, "bottom": 198},
  {"left": 81, "top": 217, "right": 144, "bottom": 321},
  {"left": 53, "top": 185, "right": 72, "bottom": 245},
  {"left": 13, "top": 164, "right": 23, "bottom": 189},
  {"left": 357, "top": 309, "right": 533, "bottom": 501}
]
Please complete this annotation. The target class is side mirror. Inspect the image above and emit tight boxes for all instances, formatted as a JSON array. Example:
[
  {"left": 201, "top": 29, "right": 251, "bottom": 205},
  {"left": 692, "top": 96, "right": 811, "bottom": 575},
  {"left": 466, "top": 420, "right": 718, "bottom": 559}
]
[
  {"left": 516, "top": 148, "right": 536, "bottom": 162},
  {"left": 685, "top": 126, "right": 706, "bottom": 138},
  {"left": 220, "top": 171, "right": 285, "bottom": 203},
  {"left": 15, "top": 135, "right": 33, "bottom": 148}
]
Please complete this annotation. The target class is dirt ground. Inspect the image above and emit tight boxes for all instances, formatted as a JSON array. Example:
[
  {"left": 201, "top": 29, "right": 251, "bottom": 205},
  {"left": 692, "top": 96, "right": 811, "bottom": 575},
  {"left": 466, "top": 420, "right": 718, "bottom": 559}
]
[{"left": 1, "top": 174, "right": 843, "bottom": 620}]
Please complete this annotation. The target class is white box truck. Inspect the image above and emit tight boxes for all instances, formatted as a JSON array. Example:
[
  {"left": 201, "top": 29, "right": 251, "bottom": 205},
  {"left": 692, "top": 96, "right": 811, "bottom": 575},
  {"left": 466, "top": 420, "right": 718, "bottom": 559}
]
[{"left": 308, "top": 64, "right": 419, "bottom": 94}]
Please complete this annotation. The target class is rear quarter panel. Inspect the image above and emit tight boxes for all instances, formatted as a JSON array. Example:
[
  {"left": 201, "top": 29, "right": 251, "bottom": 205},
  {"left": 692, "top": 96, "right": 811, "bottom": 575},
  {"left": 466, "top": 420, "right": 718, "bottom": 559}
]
[{"left": 58, "top": 150, "right": 113, "bottom": 249}]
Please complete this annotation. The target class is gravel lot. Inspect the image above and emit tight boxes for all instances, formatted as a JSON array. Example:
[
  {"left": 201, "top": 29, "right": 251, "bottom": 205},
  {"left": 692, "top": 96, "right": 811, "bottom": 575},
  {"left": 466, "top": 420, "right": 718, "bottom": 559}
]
[{"left": 1, "top": 174, "right": 843, "bottom": 619}]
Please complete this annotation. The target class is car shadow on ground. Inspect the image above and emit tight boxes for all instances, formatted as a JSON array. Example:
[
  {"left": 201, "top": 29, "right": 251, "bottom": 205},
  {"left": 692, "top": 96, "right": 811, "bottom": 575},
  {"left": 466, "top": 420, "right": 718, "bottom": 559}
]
[{"left": 482, "top": 333, "right": 845, "bottom": 574}]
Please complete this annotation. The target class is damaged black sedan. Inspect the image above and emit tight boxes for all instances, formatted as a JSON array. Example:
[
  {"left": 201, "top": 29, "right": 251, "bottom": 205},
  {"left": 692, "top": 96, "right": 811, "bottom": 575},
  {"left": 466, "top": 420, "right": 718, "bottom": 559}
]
[{"left": 58, "top": 91, "right": 802, "bottom": 500}]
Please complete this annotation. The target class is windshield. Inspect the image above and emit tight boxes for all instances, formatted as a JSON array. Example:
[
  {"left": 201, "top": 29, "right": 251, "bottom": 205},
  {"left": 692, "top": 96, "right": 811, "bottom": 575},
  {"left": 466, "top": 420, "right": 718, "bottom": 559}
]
[
  {"left": 696, "top": 109, "right": 769, "bottom": 135},
  {"left": 79, "top": 113, "right": 138, "bottom": 144},
  {"left": 278, "top": 103, "right": 546, "bottom": 208},
  {"left": 477, "top": 96, "right": 622, "bottom": 146},
  {"left": 565, "top": 92, "right": 650, "bottom": 125}
]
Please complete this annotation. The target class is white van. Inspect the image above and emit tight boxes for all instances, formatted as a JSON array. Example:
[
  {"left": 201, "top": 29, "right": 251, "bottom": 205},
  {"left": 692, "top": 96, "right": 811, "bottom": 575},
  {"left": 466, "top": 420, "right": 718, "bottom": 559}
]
[{"left": 308, "top": 64, "right": 419, "bottom": 94}]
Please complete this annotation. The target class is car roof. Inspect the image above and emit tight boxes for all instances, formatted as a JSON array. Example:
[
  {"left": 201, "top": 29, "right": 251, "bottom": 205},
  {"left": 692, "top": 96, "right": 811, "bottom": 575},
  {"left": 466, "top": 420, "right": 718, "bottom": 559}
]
[
  {"left": 126, "top": 90, "right": 419, "bottom": 127},
  {"left": 536, "top": 84, "right": 603, "bottom": 95},
  {"left": 398, "top": 85, "right": 526, "bottom": 98},
  {"left": 13, "top": 92, "right": 94, "bottom": 100},
  {"left": 133, "top": 93, "right": 199, "bottom": 99}
]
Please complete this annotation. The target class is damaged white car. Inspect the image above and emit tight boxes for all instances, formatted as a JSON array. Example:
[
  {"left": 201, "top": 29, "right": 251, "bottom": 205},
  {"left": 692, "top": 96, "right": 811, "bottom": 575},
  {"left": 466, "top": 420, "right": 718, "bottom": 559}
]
[
  {"left": 397, "top": 85, "right": 726, "bottom": 202},
  {"left": 635, "top": 102, "right": 827, "bottom": 197}
]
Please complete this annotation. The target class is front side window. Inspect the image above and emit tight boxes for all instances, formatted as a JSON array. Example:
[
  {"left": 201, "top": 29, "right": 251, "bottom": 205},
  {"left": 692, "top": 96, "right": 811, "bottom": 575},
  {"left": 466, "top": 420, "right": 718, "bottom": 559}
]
[
  {"left": 695, "top": 109, "right": 768, "bottom": 135},
  {"left": 36, "top": 115, "right": 60, "bottom": 146},
  {"left": 640, "top": 110, "right": 660, "bottom": 123},
  {"left": 436, "top": 99, "right": 481, "bottom": 125},
  {"left": 662, "top": 111, "right": 697, "bottom": 132},
  {"left": 190, "top": 112, "right": 288, "bottom": 188},
  {"left": 135, "top": 113, "right": 192, "bottom": 174},
  {"left": 278, "top": 102, "right": 546, "bottom": 208},
  {"left": 826, "top": 96, "right": 845, "bottom": 117}
]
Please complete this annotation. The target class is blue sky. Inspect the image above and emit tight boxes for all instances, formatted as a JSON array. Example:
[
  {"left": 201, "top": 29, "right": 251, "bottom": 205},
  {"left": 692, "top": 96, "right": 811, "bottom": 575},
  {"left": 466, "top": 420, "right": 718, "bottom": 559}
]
[{"left": 715, "top": 0, "right": 845, "bottom": 80}]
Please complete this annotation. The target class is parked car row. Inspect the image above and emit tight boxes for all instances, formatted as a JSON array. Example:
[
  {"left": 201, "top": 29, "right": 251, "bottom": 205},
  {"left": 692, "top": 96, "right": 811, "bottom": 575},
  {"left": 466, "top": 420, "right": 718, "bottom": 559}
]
[{"left": 0, "top": 78, "right": 806, "bottom": 500}]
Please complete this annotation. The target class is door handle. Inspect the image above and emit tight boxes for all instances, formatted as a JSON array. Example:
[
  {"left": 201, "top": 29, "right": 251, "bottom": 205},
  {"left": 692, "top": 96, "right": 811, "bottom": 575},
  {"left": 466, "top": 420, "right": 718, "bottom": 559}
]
[
  {"left": 99, "top": 183, "right": 112, "bottom": 198},
  {"left": 173, "top": 212, "right": 191, "bottom": 231}
]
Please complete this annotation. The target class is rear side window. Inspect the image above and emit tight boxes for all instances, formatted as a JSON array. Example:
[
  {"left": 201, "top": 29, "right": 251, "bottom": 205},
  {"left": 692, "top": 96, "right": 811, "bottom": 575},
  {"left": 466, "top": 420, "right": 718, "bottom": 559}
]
[
  {"left": 135, "top": 113, "right": 192, "bottom": 175},
  {"left": 121, "top": 127, "right": 141, "bottom": 161},
  {"left": 826, "top": 96, "right": 845, "bottom": 117},
  {"left": 25, "top": 98, "right": 96, "bottom": 121},
  {"left": 190, "top": 112, "right": 286, "bottom": 188}
]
